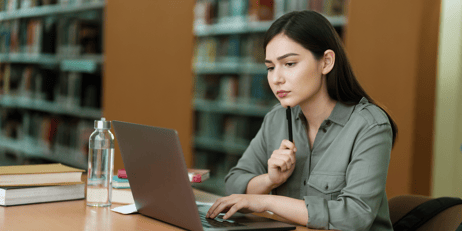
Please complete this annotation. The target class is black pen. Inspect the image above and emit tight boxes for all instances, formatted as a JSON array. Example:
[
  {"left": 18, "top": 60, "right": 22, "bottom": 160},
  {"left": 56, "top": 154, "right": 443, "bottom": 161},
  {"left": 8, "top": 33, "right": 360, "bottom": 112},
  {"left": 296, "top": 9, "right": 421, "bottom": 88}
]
[{"left": 286, "top": 106, "right": 293, "bottom": 143}]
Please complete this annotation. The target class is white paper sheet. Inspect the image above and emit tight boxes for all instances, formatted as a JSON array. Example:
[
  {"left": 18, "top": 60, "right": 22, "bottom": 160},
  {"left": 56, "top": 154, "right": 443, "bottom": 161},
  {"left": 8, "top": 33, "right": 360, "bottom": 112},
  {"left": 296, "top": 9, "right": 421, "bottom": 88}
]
[{"left": 111, "top": 203, "right": 138, "bottom": 215}]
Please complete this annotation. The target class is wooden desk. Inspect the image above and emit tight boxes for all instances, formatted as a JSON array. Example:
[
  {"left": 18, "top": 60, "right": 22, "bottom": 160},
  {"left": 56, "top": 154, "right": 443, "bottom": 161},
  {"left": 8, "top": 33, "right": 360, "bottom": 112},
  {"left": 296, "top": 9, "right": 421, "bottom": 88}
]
[{"left": 0, "top": 188, "right": 325, "bottom": 230}]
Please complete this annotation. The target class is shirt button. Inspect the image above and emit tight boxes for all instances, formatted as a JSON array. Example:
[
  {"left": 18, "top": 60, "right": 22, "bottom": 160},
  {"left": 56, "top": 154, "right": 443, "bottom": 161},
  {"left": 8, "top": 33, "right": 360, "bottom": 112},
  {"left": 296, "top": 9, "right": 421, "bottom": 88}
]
[
  {"left": 325, "top": 185, "right": 329, "bottom": 190},
  {"left": 304, "top": 180, "right": 307, "bottom": 185},
  {"left": 326, "top": 121, "right": 331, "bottom": 126},
  {"left": 322, "top": 128, "right": 327, "bottom": 133}
]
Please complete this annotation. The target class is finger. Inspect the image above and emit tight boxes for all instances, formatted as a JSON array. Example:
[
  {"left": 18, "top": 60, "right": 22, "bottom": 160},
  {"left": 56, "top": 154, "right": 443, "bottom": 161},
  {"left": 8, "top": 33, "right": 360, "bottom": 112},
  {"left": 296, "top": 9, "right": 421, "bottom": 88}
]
[
  {"left": 223, "top": 203, "right": 242, "bottom": 220},
  {"left": 275, "top": 148, "right": 296, "bottom": 166},
  {"left": 269, "top": 158, "right": 287, "bottom": 172},
  {"left": 209, "top": 199, "right": 235, "bottom": 219},
  {"left": 207, "top": 197, "right": 230, "bottom": 218},
  {"left": 271, "top": 155, "right": 291, "bottom": 171},
  {"left": 206, "top": 200, "right": 222, "bottom": 218},
  {"left": 279, "top": 150, "right": 296, "bottom": 165},
  {"left": 279, "top": 139, "right": 296, "bottom": 151},
  {"left": 272, "top": 153, "right": 294, "bottom": 168},
  {"left": 209, "top": 204, "right": 226, "bottom": 219},
  {"left": 268, "top": 158, "right": 285, "bottom": 171}
]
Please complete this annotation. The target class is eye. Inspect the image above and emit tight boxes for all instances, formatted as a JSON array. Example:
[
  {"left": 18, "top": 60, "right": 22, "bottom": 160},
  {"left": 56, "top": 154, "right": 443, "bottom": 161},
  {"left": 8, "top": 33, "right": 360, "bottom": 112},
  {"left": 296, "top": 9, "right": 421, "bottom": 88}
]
[
  {"left": 266, "top": 66, "right": 274, "bottom": 71},
  {"left": 285, "top": 62, "right": 296, "bottom": 67}
]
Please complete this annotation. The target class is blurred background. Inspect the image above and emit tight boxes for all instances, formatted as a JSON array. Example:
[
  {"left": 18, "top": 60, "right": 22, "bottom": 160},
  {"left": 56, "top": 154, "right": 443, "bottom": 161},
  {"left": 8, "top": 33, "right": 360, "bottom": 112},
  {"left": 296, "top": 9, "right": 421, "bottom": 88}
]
[{"left": 0, "top": 0, "right": 460, "bottom": 200}]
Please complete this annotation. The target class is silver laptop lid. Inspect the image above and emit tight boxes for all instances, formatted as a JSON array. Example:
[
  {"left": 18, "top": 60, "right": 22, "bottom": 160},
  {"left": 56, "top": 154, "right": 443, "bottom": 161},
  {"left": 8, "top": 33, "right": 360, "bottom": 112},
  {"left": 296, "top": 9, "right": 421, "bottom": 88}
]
[
  {"left": 113, "top": 121, "right": 296, "bottom": 231},
  {"left": 113, "top": 121, "right": 203, "bottom": 231}
]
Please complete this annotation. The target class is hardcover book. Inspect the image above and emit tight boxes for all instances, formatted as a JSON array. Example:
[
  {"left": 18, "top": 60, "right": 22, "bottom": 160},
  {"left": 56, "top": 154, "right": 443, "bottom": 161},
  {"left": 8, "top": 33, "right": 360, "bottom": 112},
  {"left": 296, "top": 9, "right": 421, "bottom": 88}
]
[
  {"left": 0, "top": 182, "right": 85, "bottom": 206},
  {"left": 188, "top": 169, "right": 210, "bottom": 183},
  {"left": 111, "top": 188, "right": 134, "bottom": 204},
  {"left": 0, "top": 163, "right": 84, "bottom": 187},
  {"left": 113, "top": 175, "right": 129, "bottom": 189}
]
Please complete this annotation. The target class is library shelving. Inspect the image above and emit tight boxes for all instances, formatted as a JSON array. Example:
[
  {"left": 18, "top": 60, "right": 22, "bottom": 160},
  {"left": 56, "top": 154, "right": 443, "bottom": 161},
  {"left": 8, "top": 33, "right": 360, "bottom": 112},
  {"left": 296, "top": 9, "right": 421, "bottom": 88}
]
[
  {"left": 192, "top": 0, "right": 347, "bottom": 196},
  {"left": 0, "top": 0, "right": 105, "bottom": 169},
  {"left": 0, "top": 1, "right": 105, "bottom": 20}
]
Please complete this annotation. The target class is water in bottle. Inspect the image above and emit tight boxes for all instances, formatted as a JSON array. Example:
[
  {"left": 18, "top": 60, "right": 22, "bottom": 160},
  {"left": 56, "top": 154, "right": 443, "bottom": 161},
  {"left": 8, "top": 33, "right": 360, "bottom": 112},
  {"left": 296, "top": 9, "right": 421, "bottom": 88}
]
[{"left": 86, "top": 117, "right": 114, "bottom": 207}]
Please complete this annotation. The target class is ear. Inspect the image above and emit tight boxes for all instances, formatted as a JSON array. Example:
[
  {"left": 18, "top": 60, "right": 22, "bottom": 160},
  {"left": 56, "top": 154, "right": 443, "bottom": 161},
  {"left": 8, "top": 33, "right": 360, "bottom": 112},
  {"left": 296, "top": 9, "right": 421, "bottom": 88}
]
[{"left": 321, "top": 49, "right": 335, "bottom": 75}]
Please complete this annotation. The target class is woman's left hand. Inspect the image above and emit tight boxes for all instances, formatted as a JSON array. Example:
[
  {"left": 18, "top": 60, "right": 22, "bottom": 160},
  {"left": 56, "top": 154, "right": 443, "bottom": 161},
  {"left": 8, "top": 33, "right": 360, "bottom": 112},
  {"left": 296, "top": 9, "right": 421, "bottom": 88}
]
[{"left": 206, "top": 194, "right": 270, "bottom": 220}]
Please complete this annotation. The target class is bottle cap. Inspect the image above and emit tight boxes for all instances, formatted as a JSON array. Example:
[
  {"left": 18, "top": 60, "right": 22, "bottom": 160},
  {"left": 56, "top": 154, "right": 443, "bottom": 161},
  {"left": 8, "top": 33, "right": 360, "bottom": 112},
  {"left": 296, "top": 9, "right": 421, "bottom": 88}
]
[{"left": 95, "top": 117, "right": 111, "bottom": 129}]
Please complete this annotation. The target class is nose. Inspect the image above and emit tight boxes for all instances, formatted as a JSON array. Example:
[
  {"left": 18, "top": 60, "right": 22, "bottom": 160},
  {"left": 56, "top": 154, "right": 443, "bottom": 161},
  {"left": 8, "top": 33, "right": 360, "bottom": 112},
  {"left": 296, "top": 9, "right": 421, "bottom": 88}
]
[{"left": 269, "top": 67, "right": 285, "bottom": 85}]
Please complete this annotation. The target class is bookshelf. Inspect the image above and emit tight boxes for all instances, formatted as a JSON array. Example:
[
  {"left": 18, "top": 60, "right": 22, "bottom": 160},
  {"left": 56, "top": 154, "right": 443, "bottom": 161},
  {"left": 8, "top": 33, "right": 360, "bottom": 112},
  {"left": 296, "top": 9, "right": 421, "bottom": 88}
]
[
  {"left": 0, "top": 0, "right": 105, "bottom": 170},
  {"left": 0, "top": 1, "right": 105, "bottom": 20},
  {"left": 192, "top": 0, "right": 347, "bottom": 196}
]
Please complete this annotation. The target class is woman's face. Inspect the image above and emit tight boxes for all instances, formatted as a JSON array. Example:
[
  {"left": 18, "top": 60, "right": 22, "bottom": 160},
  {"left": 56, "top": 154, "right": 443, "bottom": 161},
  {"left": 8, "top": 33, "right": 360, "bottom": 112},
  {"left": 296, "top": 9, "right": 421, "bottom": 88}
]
[{"left": 265, "top": 33, "right": 329, "bottom": 108}]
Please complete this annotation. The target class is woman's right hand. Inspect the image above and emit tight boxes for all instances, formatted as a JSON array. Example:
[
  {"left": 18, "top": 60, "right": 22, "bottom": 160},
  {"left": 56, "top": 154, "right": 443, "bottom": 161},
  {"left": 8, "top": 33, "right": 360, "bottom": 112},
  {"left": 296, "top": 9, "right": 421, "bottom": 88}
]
[{"left": 267, "top": 139, "right": 297, "bottom": 188}]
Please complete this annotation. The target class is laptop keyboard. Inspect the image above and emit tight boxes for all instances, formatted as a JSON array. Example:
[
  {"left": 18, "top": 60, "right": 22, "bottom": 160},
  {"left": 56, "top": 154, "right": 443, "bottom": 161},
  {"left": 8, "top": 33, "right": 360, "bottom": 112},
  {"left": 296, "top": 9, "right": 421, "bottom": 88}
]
[{"left": 199, "top": 212, "right": 245, "bottom": 228}]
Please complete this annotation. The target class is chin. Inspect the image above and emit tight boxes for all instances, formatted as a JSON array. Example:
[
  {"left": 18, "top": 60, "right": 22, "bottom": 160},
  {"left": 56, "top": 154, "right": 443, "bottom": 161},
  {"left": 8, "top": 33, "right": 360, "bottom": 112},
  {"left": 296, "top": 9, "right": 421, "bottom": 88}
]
[{"left": 279, "top": 100, "right": 297, "bottom": 108}]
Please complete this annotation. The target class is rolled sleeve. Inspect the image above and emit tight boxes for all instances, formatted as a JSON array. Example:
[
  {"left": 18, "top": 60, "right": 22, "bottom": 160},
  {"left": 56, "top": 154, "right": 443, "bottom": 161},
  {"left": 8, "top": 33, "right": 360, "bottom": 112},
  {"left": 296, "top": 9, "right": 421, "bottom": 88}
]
[
  {"left": 304, "top": 196, "right": 329, "bottom": 229},
  {"left": 304, "top": 123, "right": 392, "bottom": 230}
]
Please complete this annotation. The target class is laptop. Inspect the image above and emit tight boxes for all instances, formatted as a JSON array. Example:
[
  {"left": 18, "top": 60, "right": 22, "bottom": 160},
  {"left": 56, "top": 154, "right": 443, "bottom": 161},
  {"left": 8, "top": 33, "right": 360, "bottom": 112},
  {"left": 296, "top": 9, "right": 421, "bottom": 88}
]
[{"left": 112, "top": 121, "right": 296, "bottom": 231}]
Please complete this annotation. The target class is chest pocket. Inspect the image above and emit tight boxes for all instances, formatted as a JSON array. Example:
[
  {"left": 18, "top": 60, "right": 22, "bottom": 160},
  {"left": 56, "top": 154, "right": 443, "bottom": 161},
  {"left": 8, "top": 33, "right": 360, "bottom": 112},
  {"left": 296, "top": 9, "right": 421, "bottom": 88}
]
[{"left": 307, "top": 173, "right": 346, "bottom": 201}]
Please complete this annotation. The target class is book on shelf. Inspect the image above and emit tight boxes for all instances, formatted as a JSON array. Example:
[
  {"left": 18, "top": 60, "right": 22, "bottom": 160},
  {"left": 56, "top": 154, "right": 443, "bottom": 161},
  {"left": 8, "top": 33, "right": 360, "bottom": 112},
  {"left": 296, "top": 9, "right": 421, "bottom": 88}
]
[
  {"left": 251, "top": 74, "right": 274, "bottom": 104},
  {"left": 194, "top": 0, "right": 207, "bottom": 25},
  {"left": 286, "top": 0, "right": 308, "bottom": 13},
  {"left": 202, "top": 75, "right": 220, "bottom": 100},
  {"left": 42, "top": 17, "right": 58, "bottom": 54},
  {"left": 194, "top": 37, "right": 218, "bottom": 64},
  {"left": 23, "top": 112, "right": 93, "bottom": 161},
  {"left": 19, "top": 0, "right": 43, "bottom": 10},
  {"left": 197, "top": 111, "right": 222, "bottom": 138},
  {"left": 323, "top": 0, "right": 345, "bottom": 16},
  {"left": 77, "top": 119, "right": 93, "bottom": 156},
  {"left": 60, "top": 72, "right": 82, "bottom": 108},
  {"left": 231, "top": 0, "right": 247, "bottom": 18},
  {"left": 218, "top": 75, "right": 238, "bottom": 103},
  {"left": 227, "top": 35, "right": 240, "bottom": 62},
  {"left": 0, "top": 182, "right": 85, "bottom": 206},
  {"left": 248, "top": 0, "right": 274, "bottom": 22},
  {"left": 274, "top": 0, "right": 285, "bottom": 18},
  {"left": 26, "top": 19, "right": 43, "bottom": 54},
  {"left": 238, "top": 74, "right": 252, "bottom": 104},
  {"left": 216, "top": 0, "right": 231, "bottom": 23},
  {"left": 80, "top": 72, "right": 102, "bottom": 109},
  {"left": 241, "top": 34, "right": 265, "bottom": 63},
  {"left": 223, "top": 116, "right": 249, "bottom": 144},
  {"left": 193, "top": 75, "right": 207, "bottom": 99},
  {"left": 0, "top": 163, "right": 84, "bottom": 186},
  {"left": 78, "top": 20, "right": 102, "bottom": 54},
  {"left": 205, "top": 37, "right": 218, "bottom": 63},
  {"left": 216, "top": 36, "right": 229, "bottom": 62},
  {"left": 42, "top": 0, "right": 58, "bottom": 5},
  {"left": 309, "top": 0, "right": 324, "bottom": 13}
]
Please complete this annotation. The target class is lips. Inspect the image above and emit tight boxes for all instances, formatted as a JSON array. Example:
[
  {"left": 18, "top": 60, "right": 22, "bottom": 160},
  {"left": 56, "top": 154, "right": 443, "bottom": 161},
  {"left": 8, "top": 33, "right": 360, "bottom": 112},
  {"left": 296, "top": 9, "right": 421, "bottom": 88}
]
[{"left": 277, "top": 90, "right": 289, "bottom": 98}]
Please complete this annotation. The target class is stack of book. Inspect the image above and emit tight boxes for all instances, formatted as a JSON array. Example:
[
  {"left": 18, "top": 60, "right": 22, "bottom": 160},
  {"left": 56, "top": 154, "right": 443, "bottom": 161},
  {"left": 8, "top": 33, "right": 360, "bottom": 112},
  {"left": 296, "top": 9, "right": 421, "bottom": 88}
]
[
  {"left": 0, "top": 163, "right": 85, "bottom": 206},
  {"left": 111, "top": 168, "right": 210, "bottom": 205},
  {"left": 111, "top": 174, "right": 134, "bottom": 204}
]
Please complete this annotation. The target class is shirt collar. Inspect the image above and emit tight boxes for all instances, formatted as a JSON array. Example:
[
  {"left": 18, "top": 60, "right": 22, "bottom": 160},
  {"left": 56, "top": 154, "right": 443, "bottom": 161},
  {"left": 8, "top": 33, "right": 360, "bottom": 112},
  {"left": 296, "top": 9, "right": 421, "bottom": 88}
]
[{"left": 295, "top": 97, "right": 366, "bottom": 126}]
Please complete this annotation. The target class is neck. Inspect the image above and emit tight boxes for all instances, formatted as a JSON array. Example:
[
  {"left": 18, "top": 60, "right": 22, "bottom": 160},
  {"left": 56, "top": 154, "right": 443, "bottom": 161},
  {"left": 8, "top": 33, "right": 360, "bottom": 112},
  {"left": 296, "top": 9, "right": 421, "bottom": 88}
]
[{"left": 299, "top": 92, "right": 337, "bottom": 132}]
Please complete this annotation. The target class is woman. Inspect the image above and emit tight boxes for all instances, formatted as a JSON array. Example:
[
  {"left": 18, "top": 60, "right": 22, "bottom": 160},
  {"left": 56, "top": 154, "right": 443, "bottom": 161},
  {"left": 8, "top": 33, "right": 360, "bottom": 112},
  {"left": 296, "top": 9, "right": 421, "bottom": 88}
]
[{"left": 206, "top": 10, "right": 397, "bottom": 231}]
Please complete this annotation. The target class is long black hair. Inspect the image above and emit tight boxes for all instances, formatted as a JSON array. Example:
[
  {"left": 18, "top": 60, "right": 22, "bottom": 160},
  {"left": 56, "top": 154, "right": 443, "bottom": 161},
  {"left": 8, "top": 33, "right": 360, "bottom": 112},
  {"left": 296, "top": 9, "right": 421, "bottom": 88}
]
[{"left": 263, "top": 10, "right": 398, "bottom": 146}]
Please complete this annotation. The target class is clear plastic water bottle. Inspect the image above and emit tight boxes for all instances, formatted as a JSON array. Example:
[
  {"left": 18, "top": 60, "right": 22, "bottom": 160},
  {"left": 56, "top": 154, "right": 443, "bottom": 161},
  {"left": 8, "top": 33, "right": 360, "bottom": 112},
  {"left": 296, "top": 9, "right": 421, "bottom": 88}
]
[{"left": 86, "top": 117, "right": 114, "bottom": 207}]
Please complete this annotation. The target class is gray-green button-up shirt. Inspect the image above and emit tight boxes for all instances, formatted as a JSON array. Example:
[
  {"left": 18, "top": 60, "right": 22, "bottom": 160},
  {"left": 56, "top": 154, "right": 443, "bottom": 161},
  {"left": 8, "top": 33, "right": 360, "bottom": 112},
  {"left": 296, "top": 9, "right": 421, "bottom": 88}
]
[{"left": 225, "top": 97, "right": 393, "bottom": 231}]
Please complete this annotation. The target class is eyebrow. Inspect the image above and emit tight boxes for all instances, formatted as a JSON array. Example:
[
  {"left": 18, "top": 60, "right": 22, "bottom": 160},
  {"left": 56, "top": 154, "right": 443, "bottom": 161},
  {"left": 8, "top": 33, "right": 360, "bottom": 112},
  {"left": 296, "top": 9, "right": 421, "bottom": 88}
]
[{"left": 265, "top": 53, "right": 299, "bottom": 63}]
